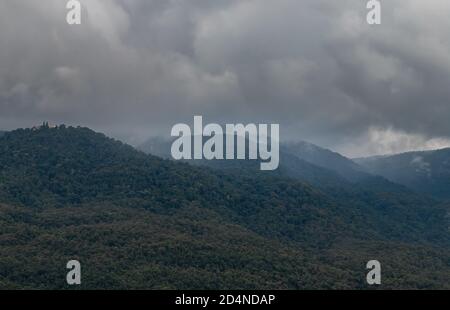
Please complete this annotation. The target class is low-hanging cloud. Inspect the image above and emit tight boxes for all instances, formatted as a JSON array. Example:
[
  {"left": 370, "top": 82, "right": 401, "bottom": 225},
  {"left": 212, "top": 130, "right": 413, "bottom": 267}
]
[{"left": 1, "top": 0, "right": 450, "bottom": 156}]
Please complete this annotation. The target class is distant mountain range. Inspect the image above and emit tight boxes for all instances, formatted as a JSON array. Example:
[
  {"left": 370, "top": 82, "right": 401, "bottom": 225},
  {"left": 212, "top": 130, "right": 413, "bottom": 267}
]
[
  {"left": 139, "top": 136, "right": 367, "bottom": 180},
  {"left": 138, "top": 136, "right": 348, "bottom": 187},
  {"left": 282, "top": 141, "right": 369, "bottom": 182},
  {"left": 138, "top": 136, "right": 399, "bottom": 192},
  {"left": 0, "top": 126, "right": 448, "bottom": 289},
  {"left": 355, "top": 148, "right": 450, "bottom": 199},
  {"left": 140, "top": 136, "right": 450, "bottom": 200}
]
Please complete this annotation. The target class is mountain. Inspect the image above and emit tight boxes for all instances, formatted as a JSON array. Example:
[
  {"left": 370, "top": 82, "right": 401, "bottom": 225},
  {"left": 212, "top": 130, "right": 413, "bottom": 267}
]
[
  {"left": 138, "top": 137, "right": 362, "bottom": 185},
  {"left": 0, "top": 126, "right": 449, "bottom": 289},
  {"left": 139, "top": 137, "right": 373, "bottom": 182},
  {"left": 138, "top": 136, "right": 348, "bottom": 187},
  {"left": 138, "top": 136, "right": 419, "bottom": 198},
  {"left": 282, "top": 141, "right": 369, "bottom": 181},
  {"left": 137, "top": 136, "right": 450, "bottom": 245},
  {"left": 138, "top": 136, "right": 171, "bottom": 159},
  {"left": 355, "top": 148, "right": 450, "bottom": 199}
]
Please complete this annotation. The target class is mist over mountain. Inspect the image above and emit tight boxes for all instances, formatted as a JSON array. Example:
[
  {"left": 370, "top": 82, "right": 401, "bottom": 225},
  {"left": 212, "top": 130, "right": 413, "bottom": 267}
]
[
  {"left": 138, "top": 135, "right": 449, "bottom": 242},
  {"left": 138, "top": 134, "right": 450, "bottom": 246},
  {"left": 139, "top": 136, "right": 383, "bottom": 185},
  {"left": 0, "top": 125, "right": 449, "bottom": 289},
  {"left": 3, "top": 1, "right": 450, "bottom": 158},
  {"left": 356, "top": 148, "right": 450, "bottom": 199},
  {"left": 282, "top": 141, "right": 369, "bottom": 182}
]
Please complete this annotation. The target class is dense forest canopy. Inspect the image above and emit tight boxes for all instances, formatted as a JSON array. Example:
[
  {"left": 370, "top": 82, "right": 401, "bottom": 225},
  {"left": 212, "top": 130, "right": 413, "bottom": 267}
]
[{"left": 0, "top": 125, "right": 448, "bottom": 289}]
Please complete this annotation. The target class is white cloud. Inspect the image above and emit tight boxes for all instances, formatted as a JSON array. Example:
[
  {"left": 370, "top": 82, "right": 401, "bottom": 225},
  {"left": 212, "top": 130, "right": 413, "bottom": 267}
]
[
  {"left": 1, "top": 0, "right": 450, "bottom": 156},
  {"left": 339, "top": 127, "right": 450, "bottom": 158}
]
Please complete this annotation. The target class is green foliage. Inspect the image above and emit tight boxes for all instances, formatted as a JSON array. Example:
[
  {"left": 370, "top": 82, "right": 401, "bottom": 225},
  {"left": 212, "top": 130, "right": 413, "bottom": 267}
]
[{"left": 0, "top": 126, "right": 449, "bottom": 289}]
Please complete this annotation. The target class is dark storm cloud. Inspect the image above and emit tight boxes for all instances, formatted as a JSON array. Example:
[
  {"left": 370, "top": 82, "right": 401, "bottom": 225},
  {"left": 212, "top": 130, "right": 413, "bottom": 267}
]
[{"left": 1, "top": 0, "right": 450, "bottom": 156}]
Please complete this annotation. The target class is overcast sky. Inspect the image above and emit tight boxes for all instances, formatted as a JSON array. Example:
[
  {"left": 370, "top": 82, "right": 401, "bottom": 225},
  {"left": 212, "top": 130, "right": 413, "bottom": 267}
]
[{"left": 1, "top": 0, "right": 450, "bottom": 157}]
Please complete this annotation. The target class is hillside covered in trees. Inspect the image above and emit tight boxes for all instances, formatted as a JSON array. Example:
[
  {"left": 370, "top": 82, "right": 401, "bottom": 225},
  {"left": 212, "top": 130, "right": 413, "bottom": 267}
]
[
  {"left": 356, "top": 148, "right": 450, "bottom": 199},
  {"left": 0, "top": 125, "right": 449, "bottom": 289}
]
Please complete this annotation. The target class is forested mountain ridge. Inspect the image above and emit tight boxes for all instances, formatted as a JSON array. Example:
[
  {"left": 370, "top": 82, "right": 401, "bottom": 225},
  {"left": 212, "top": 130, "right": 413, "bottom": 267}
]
[
  {"left": 139, "top": 136, "right": 390, "bottom": 185},
  {"left": 356, "top": 148, "right": 450, "bottom": 199},
  {"left": 138, "top": 135, "right": 449, "bottom": 245},
  {"left": 0, "top": 125, "right": 449, "bottom": 289},
  {"left": 282, "top": 141, "right": 368, "bottom": 181}
]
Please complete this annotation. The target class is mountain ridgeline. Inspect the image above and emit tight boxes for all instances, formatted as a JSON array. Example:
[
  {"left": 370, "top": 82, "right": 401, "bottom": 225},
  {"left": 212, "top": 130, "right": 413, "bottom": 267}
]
[
  {"left": 356, "top": 148, "right": 450, "bottom": 199},
  {"left": 282, "top": 141, "right": 369, "bottom": 182},
  {"left": 0, "top": 126, "right": 449, "bottom": 289}
]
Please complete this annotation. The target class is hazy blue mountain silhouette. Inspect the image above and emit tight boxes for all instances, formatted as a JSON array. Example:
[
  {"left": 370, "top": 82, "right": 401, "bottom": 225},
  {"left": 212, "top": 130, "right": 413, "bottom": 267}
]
[{"left": 356, "top": 148, "right": 450, "bottom": 199}]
